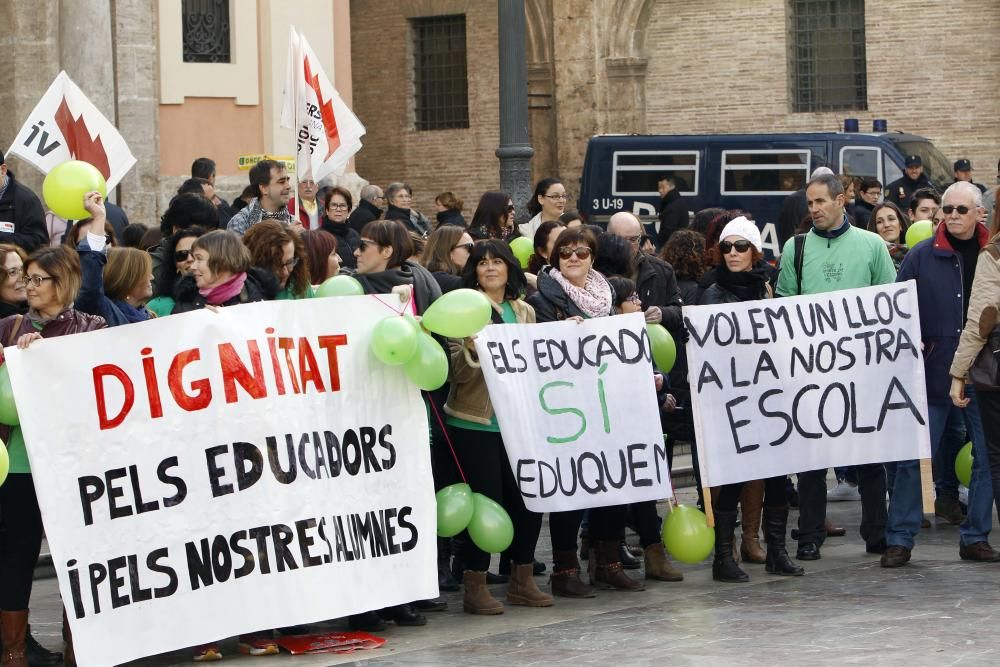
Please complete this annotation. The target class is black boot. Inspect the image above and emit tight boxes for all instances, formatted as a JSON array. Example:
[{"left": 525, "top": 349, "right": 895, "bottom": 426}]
[
  {"left": 618, "top": 541, "right": 641, "bottom": 570},
  {"left": 712, "top": 510, "right": 749, "bottom": 583},
  {"left": 21, "top": 624, "right": 63, "bottom": 667},
  {"left": 437, "top": 538, "right": 460, "bottom": 592},
  {"left": 764, "top": 506, "right": 805, "bottom": 576}
]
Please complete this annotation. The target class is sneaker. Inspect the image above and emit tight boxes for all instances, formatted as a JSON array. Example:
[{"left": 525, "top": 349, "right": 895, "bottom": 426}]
[
  {"left": 827, "top": 480, "right": 861, "bottom": 502},
  {"left": 237, "top": 633, "right": 279, "bottom": 656},
  {"left": 192, "top": 644, "right": 223, "bottom": 662}
]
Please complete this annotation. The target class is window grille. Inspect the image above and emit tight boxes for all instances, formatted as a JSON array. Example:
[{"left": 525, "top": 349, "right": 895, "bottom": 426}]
[
  {"left": 788, "top": 0, "right": 867, "bottom": 112},
  {"left": 182, "top": 0, "right": 231, "bottom": 64},
  {"left": 412, "top": 15, "right": 469, "bottom": 131}
]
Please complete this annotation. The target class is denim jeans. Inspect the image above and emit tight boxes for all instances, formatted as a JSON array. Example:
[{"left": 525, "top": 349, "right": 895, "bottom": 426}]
[
  {"left": 886, "top": 386, "right": 994, "bottom": 549},
  {"left": 933, "top": 407, "right": 968, "bottom": 496}
]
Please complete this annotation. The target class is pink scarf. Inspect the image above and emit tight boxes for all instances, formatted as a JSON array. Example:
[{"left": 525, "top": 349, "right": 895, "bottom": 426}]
[
  {"left": 551, "top": 268, "right": 612, "bottom": 318},
  {"left": 199, "top": 272, "right": 247, "bottom": 305}
]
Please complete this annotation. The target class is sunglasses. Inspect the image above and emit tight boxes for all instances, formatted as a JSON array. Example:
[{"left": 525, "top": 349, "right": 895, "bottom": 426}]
[
  {"left": 558, "top": 246, "right": 593, "bottom": 260},
  {"left": 719, "top": 240, "right": 753, "bottom": 254},
  {"left": 174, "top": 249, "right": 193, "bottom": 262},
  {"left": 358, "top": 239, "right": 378, "bottom": 252},
  {"left": 453, "top": 242, "right": 475, "bottom": 252},
  {"left": 942, "top": 205, "right": 972, "bottom": 215}
]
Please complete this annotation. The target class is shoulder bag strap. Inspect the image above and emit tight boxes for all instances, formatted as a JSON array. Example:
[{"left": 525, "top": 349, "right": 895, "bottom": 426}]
[{"left": 794, "top": 233, "right": 806, "bottom": 295}]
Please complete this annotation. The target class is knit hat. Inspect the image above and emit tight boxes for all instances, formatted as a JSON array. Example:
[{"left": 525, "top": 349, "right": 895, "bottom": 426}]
[{"left": 719, "top": 216, "right": 762, "bottom": 252}]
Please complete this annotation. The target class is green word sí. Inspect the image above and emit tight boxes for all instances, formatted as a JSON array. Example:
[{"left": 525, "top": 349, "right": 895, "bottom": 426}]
[{"left": 538, "top": 364, "right": 611, "bottom": 444}]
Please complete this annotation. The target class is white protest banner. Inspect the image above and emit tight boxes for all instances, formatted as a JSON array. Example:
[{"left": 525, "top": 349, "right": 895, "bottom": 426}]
[
  {"left": 475, "top": 312, "right": 673, "bottom": 512},
  {"left": 7, "top": 71, "right": 137, "bottom": 189},
  {"left": 4, "top": 297, "right": 435, "bottom": 667},
  {"left": 683, "top": 281, "right": 931, "bottom": 489},
  {"left": 280, "top": 27, "right": 365, "bottom": 183}
]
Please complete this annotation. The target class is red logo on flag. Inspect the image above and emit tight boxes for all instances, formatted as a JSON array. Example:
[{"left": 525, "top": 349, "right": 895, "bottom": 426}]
[
  {"left": 53, "top": 97, "right": 111, "bottom": 179},
  {"left": 303, "top": 57, "right": 341, "bottom": 159}
]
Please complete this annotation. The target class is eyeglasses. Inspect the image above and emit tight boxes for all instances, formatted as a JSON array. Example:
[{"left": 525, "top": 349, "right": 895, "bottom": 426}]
[
  {"left": 4, "top": 268, "right": 20, "bottom": 280},
  {"left": 17, "top": 273, "right": 55, "bottom": 287},
  {"left": 624, "top": 234, "right": 642, "bottom": 245},
  {"left": 942, "top": 205, "right": 972, "bottom": 215},
  {"left": 328, "top": 203, "right": 349, "bottom": 210},
  {"left": 544, "top": 194, "right": 569, "bottom": 201},
  {"left": 719, "top": 240, "right": 753, "bottom": 254},
  {"left": 558, "top": 246, "right": 593, "bottom": 260},
  {"left": 627, "top": 294, "right": 642, "bottom": 306},
  {"left": 453, "top": 242, "right": 475, "bottom": 253},
  {"left": 358, "top": 239, "right": 378, "bottom": 252},
  {"left": 174, "top": 249, "right": 193, "bottom": 262},
  {"left": 281, "top": 257, "right": 300, "bottom": 271}
]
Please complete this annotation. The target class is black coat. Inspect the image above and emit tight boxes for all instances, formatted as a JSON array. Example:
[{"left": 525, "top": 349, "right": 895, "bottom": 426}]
[
  {"left": 635, "top": 254, "right": 684, "bottom": 335},
  {"left": 170, "top": 267, "right": 279, "bottom": 314},
  {"left": 347, "top": 198, "right": 382, "bottom": 234},
  {"left": 852, "top": 199, "right": 873, "bottom": 229},
  {"left": 526, "top": 267, "right": 615, "bottom": 323},
  {"left": 321, "top": 218, "right": 360, "bottom": 270},
  {"left": 886, "top": 173, "right": 933, "bottom": 210},
  {"left": 657, "top": 189, "right": 689, "bottom": 247},
  {"left": 431, "top": 271, "right": 463, "bottom": 294},
  {"left": 0, "top": 171, "right": 48, "bottom": 252},
  {"left": 386, "top": 204, "right": 432, "bottom": 237},
  {"left": 436, "top": 209, "right": 466, "bottom": 227}
]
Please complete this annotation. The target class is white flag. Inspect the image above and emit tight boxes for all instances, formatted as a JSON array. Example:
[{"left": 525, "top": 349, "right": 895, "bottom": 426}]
[
  {"left": 280, "top": 27, "right": 366, "bottom": 182},
  {"left": 7, "top": 71, "right": 137, "bottom": 189}
]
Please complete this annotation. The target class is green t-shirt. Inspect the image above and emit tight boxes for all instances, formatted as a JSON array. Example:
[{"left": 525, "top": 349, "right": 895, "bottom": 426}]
[
  {"left": 445, "top": 300, "right": 516, "bottom": 433},
  {"left": 277, "top": 283, "right": 316, "bottom": 300},
  {"left": 776, "top": 224, "right": 897, "bottom": 296},
  {"left": 6, "top": 425, "right": 29, "bottom": 473},
  {"left": 146, "top": 296, "right": 175, "bottom": 318}
]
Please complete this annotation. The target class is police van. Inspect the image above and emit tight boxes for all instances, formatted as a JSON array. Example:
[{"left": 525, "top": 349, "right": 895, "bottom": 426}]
[{"left": 577, "top": 123, "right": 953, "bottom": 257}]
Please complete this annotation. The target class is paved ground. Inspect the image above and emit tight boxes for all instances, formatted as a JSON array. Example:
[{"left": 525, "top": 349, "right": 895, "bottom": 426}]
[{"left": 25, "top": 480, "right": 1000, "bottom": 666}]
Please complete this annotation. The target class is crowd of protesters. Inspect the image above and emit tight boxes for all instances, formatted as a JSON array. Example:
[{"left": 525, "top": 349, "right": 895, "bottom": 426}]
[{"left": 1, "top": 146, "right": 999, "bottom": 665}]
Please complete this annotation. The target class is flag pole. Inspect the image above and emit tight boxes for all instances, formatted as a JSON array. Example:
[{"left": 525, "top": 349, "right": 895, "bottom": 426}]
[{"left": 291, "top": 29, "right": 300, "bottom": 226}]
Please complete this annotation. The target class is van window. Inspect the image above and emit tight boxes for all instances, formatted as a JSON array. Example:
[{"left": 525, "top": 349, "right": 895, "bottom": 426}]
[
  {"left": 840, "top": 146, "right": 881, "bottom": 180},
  {"left": 721, "top": 150, "right": 810, "bottom": 195},
  {"left": 894, "top": 141, "right": 953, "bottom": 191},
  {"left": 612, "top": 152, "right": 698, "bottom": 196}
]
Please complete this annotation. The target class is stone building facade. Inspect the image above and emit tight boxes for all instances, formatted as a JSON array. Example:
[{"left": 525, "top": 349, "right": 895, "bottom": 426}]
[{"left": 351, "top": 0, "right": 1000, "bottom": 217}]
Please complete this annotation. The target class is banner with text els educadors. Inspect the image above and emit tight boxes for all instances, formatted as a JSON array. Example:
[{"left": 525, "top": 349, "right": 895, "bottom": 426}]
[{"left": 4, "top": 297, "right": 435, "bottom": 667}]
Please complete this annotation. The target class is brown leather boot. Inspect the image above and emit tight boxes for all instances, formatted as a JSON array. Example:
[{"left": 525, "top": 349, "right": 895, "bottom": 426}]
[
  {"left": 740, "top": 479, "right": 766, "bottom": 564},
  {"left": 61, "top": 609, "right": 75, "bottom": 667},
  {"left": 643, "top": 543, "right": 684, "bottom": 581},
  {"left": 594, "top": 540, "right": 645, "bottom": 591},
  {"left": 1, "top": 610, "right": 29, "bottom": 667},
  {"left": 550, "top": 549, "right": 595, "bottom": 598},
  {"left": 506, "top": 563, "right": 554, "bottom": 607},
  {"left": 462, "top": 571, "right": 504, "bottom": 615}
]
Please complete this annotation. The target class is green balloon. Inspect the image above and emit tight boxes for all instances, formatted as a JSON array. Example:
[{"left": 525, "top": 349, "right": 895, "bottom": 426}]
[
  {"left": 42, "top": 160, "right": 108, "bottom": 221},
  {"left": 0, "top": 438, "right": 8, "bottom": 488},
  {"left": 421, "top": 289, "right": 492, "bottom": 339},
  {"left": 436, "top": 483, "right": 474, "bottom": 537},
  {"left": 371, "top": 316, "right": 419, "bottom": 366},
  {"left": 316, "top": 275, "right": 364, "bottom": 298},
  {"left": 467, "top": 492, "right": 514, "bottom": 554},
  {"left": 661, "top": 504, "right": 714, "bottom": 564},
  {"left": 510, "top": 237, "right": 534, "bottom": 269},
  {"left": 404, "top": 332, "right": 449, "bottom": 390},
  {"left": 646, "top": 323, "right": 677, "bottom": 373},
  {"left": 905, "top": 219, "right": 934, "bottom": 248},
  {"left": 0, "top": 365, "right": 18, "bottom": 426},
  {"left": 955, "top": 441, "right": 973, "bottom": 488}
]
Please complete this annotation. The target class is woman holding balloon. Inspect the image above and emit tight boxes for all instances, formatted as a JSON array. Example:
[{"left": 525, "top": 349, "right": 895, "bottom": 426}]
[
  {"left": 0, "top": 245, "right": 106, "bottom": 667},
  {"left": 527, "top": 227, "right": 645, "bottom": 595},
  {"left": 444, "top": 240, "right": 553, "bottom": 614},
  {"left": 698, "top": 216, "right": 804, "bottom": 583}
]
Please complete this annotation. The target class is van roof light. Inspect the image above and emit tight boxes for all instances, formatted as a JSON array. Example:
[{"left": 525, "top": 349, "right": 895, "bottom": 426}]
[{"left": 843, "top": 118, "right": 859, "bottom": 132}]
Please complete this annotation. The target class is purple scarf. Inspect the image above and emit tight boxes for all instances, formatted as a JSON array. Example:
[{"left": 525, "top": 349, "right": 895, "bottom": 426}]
[{"left": 199, "top": 272, "right": 247, "bottom": 306}]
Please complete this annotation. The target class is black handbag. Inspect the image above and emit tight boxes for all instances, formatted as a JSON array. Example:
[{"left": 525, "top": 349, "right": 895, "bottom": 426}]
[{"left": 969, "top": 326, "right": 1000, "bottom": 391}]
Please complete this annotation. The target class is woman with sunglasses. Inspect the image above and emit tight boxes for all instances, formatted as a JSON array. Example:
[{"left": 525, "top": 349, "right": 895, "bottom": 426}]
[
  {"left": 527, "top": 228, "right": 644, "bottom": 595},
  {"left": 420, "top": 225, "right": 474, "bottom": 294},
  {"left": 146, "top": 227, "right": 206, "bottom": 317},
  {"left": 469, "top": 192, "right": 520, "bottom": 243},
  {"left": 320, "top": 186, "right": 360, "bottom": 270},
  {"left": 445, "top": 240, "right": 553, "bottom": 615},
  {"left": 243, "top": 220, "right": 313, "bottom": 300},
  {"left": 699, "top": 216, "right": 804, "bottom": 583},
  {"left": 0, "top": 245, "right": 106, "bottom": 667},
  {"left": 520, "top": 177, "right": 567, "bottom": 238},
  {"left": 866, "top": 202, "right": 911, "bottom": 271}
]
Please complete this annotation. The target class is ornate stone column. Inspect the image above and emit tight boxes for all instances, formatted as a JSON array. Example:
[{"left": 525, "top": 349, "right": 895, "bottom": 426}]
[{"left": 496, "top": 0, "right": 535, "bottom": 221}]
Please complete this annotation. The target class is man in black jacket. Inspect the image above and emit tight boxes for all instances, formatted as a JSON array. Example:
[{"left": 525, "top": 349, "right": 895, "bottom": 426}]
[
  {"left": 0, "top": 151, "right": 48, "bottom": 252},
  {"left": 608, "top": 211, "right": 683, "bottom": 334},
  {"left": 348, "top": 184, "right": 384, "bottom": 233},
  {"left": 886, "top": 154, "right": 933, "bottom": 210},
  {"left": 656, "top": 175, "right": 689, "bottom": 248}
]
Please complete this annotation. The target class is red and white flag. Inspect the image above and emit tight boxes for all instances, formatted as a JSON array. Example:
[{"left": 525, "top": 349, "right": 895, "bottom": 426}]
[
  {"left": 6, "top": 71, "right": 136, "bottom": 189},
  {"left": 281, "top": 27, "right": 366, "bottom": 183}
]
